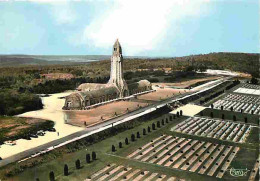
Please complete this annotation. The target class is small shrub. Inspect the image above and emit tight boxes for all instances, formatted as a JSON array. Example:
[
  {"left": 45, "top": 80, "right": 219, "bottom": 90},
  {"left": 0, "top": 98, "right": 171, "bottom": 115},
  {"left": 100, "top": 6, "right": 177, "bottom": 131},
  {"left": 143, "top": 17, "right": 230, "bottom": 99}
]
[
  {"left": 180, "top": 110, "right": 183, "bottom": 116},
  {"left": 112, "top": 145, "right": 116, "bottom": 152},
  {"left": 169, "top": 116, "right": 172, "bottom": 121},
  {"left": 137, "top": 132, "right": 140, "bottom": 138},
  {"left": 119, "top": 142, "right": 122, "bottom": 148},
  {"left": 64, "top": 164, "right": 69, "bottom": 176},
  {"left": 152, "top": 123, "right": 156, "bottom": 130},
  {"left": 244, "top": 117, "right": 247, "bottom": 123},
  {"left": 125, "top": 138, "right": 129, "bottom": 145},
  {"left": 157, "top": 121, "right": 161, "bottom": 128},
  {"left": 75, "top": 159, "right": 80, "bottom": 169},
  {"left": 131, "top": 134, "right": 135, "bottom": 142},
  {"left": 143, "top": 128, "right": 146, "bottom": 135},
  {"left": 222, "top": 114, "right": 225, "bottom": 120},
  {"left": 161, "top": 119, "right": 164, "bottom": 125},
  {"left": 233, "top": 115, "right": 236, "bottom": 122},
  {"left": 92, "top": 151, "right": 97, "bottom": 160},
  {"left": 86, "top": 153, "right": 91, "bottom": 163},
  {"left": 49, "top": 171, "right": 55, "bottom": 181}
]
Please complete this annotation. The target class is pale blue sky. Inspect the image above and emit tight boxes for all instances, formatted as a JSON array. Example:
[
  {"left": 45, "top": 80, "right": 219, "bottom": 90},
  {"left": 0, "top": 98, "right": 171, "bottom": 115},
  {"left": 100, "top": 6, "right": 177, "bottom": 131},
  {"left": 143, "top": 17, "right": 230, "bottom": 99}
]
[{"left": 0, "top": 0, "right": 259, "bottom": 57}]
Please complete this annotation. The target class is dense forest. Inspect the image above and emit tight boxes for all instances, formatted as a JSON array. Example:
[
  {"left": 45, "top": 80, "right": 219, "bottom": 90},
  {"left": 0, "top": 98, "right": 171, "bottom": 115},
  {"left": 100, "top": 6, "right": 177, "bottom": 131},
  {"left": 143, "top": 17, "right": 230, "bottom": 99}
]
[
  {"left": 1, "top": 52, "right": 259, "bottom": 77},
  {"left": 0, "top": 90, "right": 43, "bottom": 116},
  {"left": 0, "top": 52, "right": 258, "bottom": 116}
]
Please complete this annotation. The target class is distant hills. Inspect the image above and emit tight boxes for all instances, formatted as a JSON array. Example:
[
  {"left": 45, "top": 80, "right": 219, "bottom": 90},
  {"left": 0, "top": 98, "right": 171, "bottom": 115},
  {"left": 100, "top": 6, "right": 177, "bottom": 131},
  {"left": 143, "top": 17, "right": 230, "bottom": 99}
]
[
  {"left": 122, "top": 52, "right": 259, "bottom": 77},
  {"left": 0, "top": 53, "right": 259, "bottom": 78},
  {"left": 0, "top": 55, "right": 106, "bottom": 67},
  {"left": 0, "top": 55, "right": 149, "bottom": 67}
]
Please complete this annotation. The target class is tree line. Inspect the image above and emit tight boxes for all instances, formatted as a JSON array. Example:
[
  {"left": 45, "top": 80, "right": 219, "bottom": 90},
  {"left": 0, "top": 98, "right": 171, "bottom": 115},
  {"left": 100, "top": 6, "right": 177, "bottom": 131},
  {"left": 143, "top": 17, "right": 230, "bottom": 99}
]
[{"left": 0, "top": 90, "right": 43, "bottom": 116}]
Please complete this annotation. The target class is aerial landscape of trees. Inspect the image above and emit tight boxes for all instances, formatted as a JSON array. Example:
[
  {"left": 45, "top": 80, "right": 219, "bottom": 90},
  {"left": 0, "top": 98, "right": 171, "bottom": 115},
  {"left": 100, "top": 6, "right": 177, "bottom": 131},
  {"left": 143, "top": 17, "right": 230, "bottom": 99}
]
[
  {"left": 0, "top": 52, "right": 258, "bottom": 117},
  {"left": 0, "top": 90, "right": 43, "bottom": 116}
]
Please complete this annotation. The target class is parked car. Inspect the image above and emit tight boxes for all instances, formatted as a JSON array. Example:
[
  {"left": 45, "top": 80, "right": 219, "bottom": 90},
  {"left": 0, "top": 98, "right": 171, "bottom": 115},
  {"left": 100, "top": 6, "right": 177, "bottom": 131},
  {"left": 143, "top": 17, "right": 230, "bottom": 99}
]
[
  {"left": 37, "top": 130, "right": 45, "bottom": 136},
  {"left": 23, "top": 135, "right": 31, "bottom": 140},
  {"left": 30, "top": 134, "right": 38, "bottom": 138},
  {"left": 4, "top": 140, "right": 16, "bottom": 146},
  {"left": 47, "top": 128, "right": 56, "bottom": 132}
]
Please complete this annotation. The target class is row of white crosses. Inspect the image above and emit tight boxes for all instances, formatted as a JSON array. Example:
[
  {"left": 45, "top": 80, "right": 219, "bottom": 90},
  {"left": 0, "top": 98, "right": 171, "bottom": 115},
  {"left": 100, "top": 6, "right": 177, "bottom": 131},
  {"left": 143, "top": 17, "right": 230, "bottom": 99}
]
[
  {"left": 213, "top": 94, "right": 260, "bottom": 115},
  {"left": 127, "top": 134, "right": 239, "bottom": 179},
  {"left": 85, "top": 162, "right": 185, "bottom": 181},
  {"left": 241, "top": 84, "right": 260, "bottom": 90},
  {"left": 172, "top": 117, "right": 252, "bottom": 143}
]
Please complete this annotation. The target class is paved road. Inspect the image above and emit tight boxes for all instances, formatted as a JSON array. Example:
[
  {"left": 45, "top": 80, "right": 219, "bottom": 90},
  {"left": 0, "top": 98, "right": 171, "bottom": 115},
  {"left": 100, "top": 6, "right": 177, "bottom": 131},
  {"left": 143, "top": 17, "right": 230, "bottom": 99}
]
[{"left": 0, "top": 78, "right": 227, "bottom": 167}]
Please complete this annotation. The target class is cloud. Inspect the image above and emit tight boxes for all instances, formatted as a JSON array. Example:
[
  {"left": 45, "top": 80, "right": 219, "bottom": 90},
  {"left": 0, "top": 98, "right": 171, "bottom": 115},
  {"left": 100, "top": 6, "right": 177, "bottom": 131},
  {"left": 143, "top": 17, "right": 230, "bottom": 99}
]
[
  {"left": 50, "top": 3, "right": 77, "bottom": 25},
  {"left": 30, "top": 0, "right": 77, "bottom": 25},
  {"left": 79, "top": 0, "right": 211, "bottom": 55},
  {"left": 28, "top": 0, "right": 69, "bottom": 4}
]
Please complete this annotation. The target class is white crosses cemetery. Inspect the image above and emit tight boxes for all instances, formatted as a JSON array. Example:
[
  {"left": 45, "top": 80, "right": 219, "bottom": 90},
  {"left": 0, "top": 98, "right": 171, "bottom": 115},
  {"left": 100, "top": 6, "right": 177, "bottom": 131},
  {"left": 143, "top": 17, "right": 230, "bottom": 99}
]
[
  {"left": 85, "top": 163, "right": 185, "bottom": 181},
  {"left": 248, "top": 159, "right": 259, "bottom": 181},
  {"left": 126, "top": 135, "right": 239, "bottom": 178},
  {"left": 213, "top": 94, "right": 260, "bottom": 115},
  {"left": 171, "top": 117, "right": 252, "bottom": 143},
  {"left": 233, "top": 83, "right": 260, "bottom": 96}
]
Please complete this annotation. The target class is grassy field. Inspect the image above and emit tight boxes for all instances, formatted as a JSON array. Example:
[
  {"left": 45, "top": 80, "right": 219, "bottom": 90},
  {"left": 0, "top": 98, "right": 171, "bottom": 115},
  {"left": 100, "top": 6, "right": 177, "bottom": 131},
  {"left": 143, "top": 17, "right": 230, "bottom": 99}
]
[
  {"left": 6, "top": 114, "right": 187, "bottom": 181},
  {"left": 3, "top": 112, "right": 258, "bottom": 181},
  {"left": 0, "top": 116, "right": 53, "bottom": 144},
  {"left": 246, "top": 126, "right": 260, "bottom": 145},
  {"left": 223, "top": 148, "right": 259, "bottom": 180}
]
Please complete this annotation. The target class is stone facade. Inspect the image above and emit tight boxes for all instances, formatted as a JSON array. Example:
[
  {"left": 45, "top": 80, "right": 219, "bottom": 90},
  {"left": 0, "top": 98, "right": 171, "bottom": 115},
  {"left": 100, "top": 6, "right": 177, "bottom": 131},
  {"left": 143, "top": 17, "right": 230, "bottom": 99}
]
[
  {"left": 63, "top": 39, "right": 152, "bottom": 110},
  {"left": 108, "top": 39, "right": 129, "bottom": 97}
]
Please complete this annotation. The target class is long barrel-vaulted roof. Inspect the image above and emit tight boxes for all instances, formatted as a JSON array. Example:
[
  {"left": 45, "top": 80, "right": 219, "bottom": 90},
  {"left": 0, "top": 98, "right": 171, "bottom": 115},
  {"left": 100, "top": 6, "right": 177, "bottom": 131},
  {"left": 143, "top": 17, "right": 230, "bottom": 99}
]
[{"left": 77, "top": 85, "right": 120, "bottom": 99}]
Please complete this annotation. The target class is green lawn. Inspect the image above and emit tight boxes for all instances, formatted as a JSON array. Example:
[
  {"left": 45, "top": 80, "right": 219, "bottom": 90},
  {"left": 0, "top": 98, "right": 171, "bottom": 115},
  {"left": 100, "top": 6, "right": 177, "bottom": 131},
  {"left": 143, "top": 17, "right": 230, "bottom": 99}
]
[
  {"left": 3, "top": 112, "right": 259, "bottom": 181},
  {"left": 223, "top": 148, "right": 259, "bottom": 180},
  {"left": 7, "top": 114, "right": 188, "bottom": 181}
]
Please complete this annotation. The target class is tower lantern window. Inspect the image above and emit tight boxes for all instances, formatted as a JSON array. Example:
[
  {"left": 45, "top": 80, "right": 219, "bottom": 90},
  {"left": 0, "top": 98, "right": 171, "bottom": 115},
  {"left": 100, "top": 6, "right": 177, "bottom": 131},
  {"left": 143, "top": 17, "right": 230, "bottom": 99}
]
[{"left": 114, "top": 48, "right": 116, "bottom": 51}]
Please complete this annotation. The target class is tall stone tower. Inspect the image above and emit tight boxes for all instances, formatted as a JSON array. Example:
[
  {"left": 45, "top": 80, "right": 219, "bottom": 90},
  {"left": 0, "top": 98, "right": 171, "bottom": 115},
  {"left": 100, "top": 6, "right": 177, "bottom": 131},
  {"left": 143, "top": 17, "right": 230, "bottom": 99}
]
[{"left": 108, "top": 39, "right": 129, "bottom": 97}]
